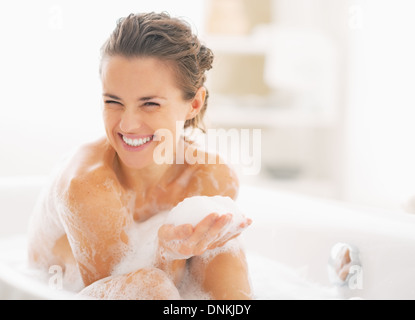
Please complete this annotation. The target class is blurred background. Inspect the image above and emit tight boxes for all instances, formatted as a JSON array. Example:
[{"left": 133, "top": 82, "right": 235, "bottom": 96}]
[{"left": 1, "top": 0, "right": 415, "bottom": 212}]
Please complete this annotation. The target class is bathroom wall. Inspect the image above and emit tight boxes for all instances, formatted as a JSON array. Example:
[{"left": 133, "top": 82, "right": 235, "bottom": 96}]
[
  {"left": 204, "top": 0, "right": 350, "bottom": 198},
  {"left": 1, "top": 0, "right": 414, "bottom": 212},
  {"left": 343, "top": 0, "right": 415, "bottom": 210},
  {"left": 0, "top": 0, "right": 206, "bottom": 177}
]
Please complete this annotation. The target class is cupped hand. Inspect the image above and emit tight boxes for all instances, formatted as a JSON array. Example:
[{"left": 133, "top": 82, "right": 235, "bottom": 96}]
[{"left": 157, "top": 213, "right": 252, "bottom": 260}]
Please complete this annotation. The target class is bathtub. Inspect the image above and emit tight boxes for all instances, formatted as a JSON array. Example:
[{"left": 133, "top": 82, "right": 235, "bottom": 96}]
[{"left": 1, "top": 176, "right": 415, "bottom": 300}]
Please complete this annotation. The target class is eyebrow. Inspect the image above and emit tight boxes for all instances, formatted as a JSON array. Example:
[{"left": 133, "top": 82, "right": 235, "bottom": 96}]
[{"left": 102, "top": 93, "right": 166, "bottom": 101}]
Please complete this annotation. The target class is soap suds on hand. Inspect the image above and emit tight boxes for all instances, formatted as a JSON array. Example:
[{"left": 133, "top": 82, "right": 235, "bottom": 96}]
[
  {"left": 112, "top": 196, "right": 247, "bottom": 277},
  {"left": 166, "top": 196, "right": 246, "bottom": 231}
]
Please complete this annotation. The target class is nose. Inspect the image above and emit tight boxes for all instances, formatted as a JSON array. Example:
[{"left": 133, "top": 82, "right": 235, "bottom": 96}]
[{"left": 119, "top": 108, "right": 142, "bottom": 133}]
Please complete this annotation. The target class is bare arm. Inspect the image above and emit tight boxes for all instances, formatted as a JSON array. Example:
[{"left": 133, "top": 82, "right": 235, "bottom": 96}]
[
  {"left": 156, "top": 162, "right": 253, "bottom": 298},
  {"left": 60, "top": 171, "right": 132, "bottom": 286}
]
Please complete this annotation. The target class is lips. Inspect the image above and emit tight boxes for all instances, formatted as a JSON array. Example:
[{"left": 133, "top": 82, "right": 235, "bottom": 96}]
[{"left": 118, "top": 133, "right": 154, "bottom": 149}]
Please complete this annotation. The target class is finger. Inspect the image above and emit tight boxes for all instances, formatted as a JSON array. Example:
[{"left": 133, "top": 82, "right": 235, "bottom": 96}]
[
  {"left": 244, "top": 218, "right": 253, "bottom": 227},
  {"left": 158, "top": 224, "right": 174, "bottom": 240},
  {"left": 208, "top": 232, "right": 240, "bottom": 249},
  {"left": 206, "top": 213, "right": 232, "bottom": 239},
  {"left": 158, "top": 224, "right": 193, "bottom": 242},
  {"left": 237, "top": 217, "right": 253, "bottom": 229},
  {"left": 204, "top": 213, "right": 231, "bottom": 237},
  {"left": 208, "top": 228, "right": 238, "bottom": 249},
  {"left": 177, "top": 219, "right": 215, "bottom": 256},
  {"left": 188, "top": 213, "right": 219, "bottom": 245},
  {"left": 211, "top": 214, "right": 250, "bottom": 240},
  {"left": 194, "top": 214, "right": 232, "bottom": 254},
  {"left": 175, "top": 224, "right": 194, "bottom": 240},
  {"left": 207, "top": 217, "right": 252, "bottom": 249},
  {"left": 196, "top": 214, "right": 237, "bottom": 254}
]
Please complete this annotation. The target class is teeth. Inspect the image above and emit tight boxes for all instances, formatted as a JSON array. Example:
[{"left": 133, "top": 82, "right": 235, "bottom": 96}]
[{"left": 122, "top": 135, "right": 153, "bottom": 147}]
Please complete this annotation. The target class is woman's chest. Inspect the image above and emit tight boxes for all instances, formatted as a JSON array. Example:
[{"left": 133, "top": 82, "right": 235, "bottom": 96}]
[{"left": 131, "top": 185, "right": 189, "bottom": 223}]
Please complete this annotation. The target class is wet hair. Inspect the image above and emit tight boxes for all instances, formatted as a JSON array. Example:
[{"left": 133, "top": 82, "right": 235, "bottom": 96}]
[{"left": 100, "top": 12, "right": 214, "bottom": 132}]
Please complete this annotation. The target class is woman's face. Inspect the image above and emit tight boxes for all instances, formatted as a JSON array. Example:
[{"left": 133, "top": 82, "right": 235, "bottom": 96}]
[{"left": 101, "top": 56, "right": 199, "bottom": 170}]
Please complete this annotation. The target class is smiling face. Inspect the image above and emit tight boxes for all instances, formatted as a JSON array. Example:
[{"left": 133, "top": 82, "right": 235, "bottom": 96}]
[{"left": 101, "top": 56, "right": 202, "bottom": 170}]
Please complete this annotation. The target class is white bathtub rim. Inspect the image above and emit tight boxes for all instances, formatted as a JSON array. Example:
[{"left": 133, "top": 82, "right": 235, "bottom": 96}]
[
  {"left": 2, "top": 176, "right": 415, "bottom": 299},
  {"left": 0, "top": 261, "right": 76, "bottom": 300}
]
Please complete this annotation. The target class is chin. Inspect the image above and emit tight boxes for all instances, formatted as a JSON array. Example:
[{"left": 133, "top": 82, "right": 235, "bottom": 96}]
[
  {"left": 117, "top": 152, "right": 155, "bottom": 170},
  {"left": 106, "top": 134, "right": 156, "bottom": 169}
]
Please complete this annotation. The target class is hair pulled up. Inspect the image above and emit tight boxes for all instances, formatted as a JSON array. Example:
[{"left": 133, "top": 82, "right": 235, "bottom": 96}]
[{"left": 101, "top": 12, "right": 214, "bottom": 132}]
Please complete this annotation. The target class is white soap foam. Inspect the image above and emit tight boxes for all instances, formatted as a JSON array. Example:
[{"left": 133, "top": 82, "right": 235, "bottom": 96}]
[
  {"left": 113, "top": 196, "right": 248, "bottom": 276},
  {"left": 165, "top": 196, "right": 247, "bottom": 232},
  {"left": 163, "top": 196, "right": 249, "bottom": 261},
  {"left": 80, "top": 267, "right": 181, "bottom": 300},
  {"left": 177, "top": 267, "right": 212, "bottom": 300},
  {"left": 0, "top": 235, "right": 343, "bottom": 300},
  {"left": 111, "top": 211, "right": 169, "bottom": 277}
]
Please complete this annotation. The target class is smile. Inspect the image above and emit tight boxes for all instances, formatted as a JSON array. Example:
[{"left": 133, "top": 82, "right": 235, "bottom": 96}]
[{"left": 121, "top": 134, "right": 154, "bottom": 147}]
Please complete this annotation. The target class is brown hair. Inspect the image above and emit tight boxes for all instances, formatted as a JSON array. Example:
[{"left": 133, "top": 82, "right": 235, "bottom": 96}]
[{"left": 100, "top": 12, "right": 214, "bottom": 132}]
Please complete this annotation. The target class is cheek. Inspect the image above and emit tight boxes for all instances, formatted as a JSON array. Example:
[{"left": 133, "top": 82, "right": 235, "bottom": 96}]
[
  {"left": 169, "top": 107, "right": 189, "bottom": 134},
  {"left": 170, "top": 101, "right": 193, "bottom": 123},
  {"left": 102, "top": 110, "right": 120, "bottom": 138},
  {"left": 158, "top": 103, "right": 188, "bottom": 127},
  {"left": 103, "top": 109, "right": 119, "bottom": 124},
  {"left": 153, "top": 112, "right": 186, "bottom": 148}
]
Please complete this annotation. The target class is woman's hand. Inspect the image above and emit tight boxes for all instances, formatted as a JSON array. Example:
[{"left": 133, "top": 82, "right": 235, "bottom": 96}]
[{"left": 157, "top": 213, "right": 252, "bottom": 260}]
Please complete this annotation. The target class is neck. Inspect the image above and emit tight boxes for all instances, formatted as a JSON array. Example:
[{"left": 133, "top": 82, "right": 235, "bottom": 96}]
[
  {"left": 114, "top": 155, "right": 173, "bottom": 194},
  {"left": 113, "top": 136, "right": 191, "bottom": 195}
]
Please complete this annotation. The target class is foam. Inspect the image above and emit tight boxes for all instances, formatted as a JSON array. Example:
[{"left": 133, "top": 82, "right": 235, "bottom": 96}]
[
  {"left": 113, "top": 196, "right": 248, "bottom": 274},
  {"left": 0, "top": 235, "right": 344, "bottom": 300},
  {"left": 177, "top": 267, "right": 212, "bottom": 300},
  {"left": 79, "top": 268, "right": 181, "bottom": 300},
  {"left": 111, "top": 211, "right": 168, "bottom": 276},
  {"left": 28, "top": 195, "right": 253, "bottom": 299},
  {"left": 161, "top": 196, "right": 248, "bottom": 260},
  {"left": 165, "top": 195, "right": 246, "bottom": 231},
  {"left": 109, "top": 196, "right": 250, "bottom": 299}
]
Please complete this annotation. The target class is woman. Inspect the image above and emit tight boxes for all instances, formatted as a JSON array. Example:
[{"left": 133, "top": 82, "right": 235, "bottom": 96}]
[{"left": 28, "top": 12, "right": 252, "bottom": 300}]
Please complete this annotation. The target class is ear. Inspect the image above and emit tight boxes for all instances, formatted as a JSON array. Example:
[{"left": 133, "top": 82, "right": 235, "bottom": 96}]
[{"left": 186, "top": 87, "right": 206, "bottom": 120}]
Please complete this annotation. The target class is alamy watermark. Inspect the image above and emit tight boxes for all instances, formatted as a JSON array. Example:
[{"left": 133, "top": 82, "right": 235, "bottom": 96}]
[
  {"left": 48, "top": 5, "right": 64, "bottom": 30},
  {"left": 349, "top": 4, "right": 364, "bottom": 30},
  {"left": 152, "top": 121, "right": 262, "bottom": 175},
  {"left": 347, "top": 264, "right": 363, "bottom": 290},
  {"left": 48, "top": 265, "right": 63, "bottom": 290}
]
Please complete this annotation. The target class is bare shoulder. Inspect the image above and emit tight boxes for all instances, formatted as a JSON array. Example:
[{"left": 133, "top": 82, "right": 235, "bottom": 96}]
[
  {"left": 185, "top": 150, "right": 240, "bottom": 200},
  {"left": 52, "top": 138, "right": 130, "bottom": 284},
  {"left": 57, "top": 137, "right": 121, "bottom": 210},
  {"left": 62, "top": 137, "right": 115, "bottom": 177}
]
